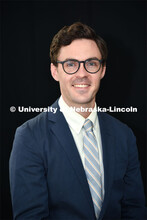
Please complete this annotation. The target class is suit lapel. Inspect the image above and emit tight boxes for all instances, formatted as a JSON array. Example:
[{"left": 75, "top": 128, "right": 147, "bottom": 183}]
[
  {"left": 48, "top": 100, "right": 96, "bottom": 219},
  {"left": 98, "top": 113, "right": 116, "bottom": 220}
]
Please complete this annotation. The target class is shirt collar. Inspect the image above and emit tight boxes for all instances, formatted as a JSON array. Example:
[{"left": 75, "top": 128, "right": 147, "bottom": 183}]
[{"left": 58, "top": 96, "right": 97, "bottom": 134}]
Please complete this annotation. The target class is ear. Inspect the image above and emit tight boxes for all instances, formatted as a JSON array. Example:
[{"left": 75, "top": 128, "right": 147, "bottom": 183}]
[
  {"left": 50, "top": 63, "right": 59, "bottom": 82},
  {"left": 100, "top": 65, "right": 106, "bottom": 79}
]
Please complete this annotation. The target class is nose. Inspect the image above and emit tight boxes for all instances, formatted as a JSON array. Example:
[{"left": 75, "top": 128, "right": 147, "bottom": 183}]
[{"left": 76, "top": 62, "right": 88, "bottom": 77}]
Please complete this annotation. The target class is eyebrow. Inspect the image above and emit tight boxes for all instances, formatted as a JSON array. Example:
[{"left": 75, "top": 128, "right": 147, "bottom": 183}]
[{"left": 63, "top": 57, "right": 100, "bottom": 61}]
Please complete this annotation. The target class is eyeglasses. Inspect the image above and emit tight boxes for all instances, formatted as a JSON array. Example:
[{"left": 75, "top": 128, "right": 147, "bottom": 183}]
[{"left": 57, "top": 58, "right": 104, "bottom": 74}]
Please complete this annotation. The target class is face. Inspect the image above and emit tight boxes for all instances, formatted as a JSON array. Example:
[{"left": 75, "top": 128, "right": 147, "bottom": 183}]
[{"left": 51, "top": 39, "right": 106, "bottom": 108}]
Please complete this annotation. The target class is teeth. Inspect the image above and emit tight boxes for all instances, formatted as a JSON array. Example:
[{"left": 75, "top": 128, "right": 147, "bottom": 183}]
[{"left": 74, "top": 85, "right": 88, "bottom": 88}]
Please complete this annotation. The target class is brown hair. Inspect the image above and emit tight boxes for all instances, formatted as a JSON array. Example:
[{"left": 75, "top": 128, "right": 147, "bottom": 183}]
[{"left": 50, "top": 22, "right": 108, "bottom": 66}]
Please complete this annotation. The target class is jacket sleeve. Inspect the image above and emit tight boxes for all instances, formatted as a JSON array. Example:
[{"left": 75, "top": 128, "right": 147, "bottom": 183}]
[
  {"left": 121, "top": 128, "right": 146, "bottom": 219},
  {"left": 9, "top": 124, "right": 49, "bottom": 220}
]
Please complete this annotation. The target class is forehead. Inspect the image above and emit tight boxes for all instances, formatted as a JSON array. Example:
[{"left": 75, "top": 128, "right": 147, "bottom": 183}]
[{"left": 58, "top": 39, "right": 101, "bottom": 60}]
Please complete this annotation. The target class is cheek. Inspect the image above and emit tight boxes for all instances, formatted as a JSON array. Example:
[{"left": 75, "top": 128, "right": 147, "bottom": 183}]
[
  {"left": 59, "top": 75, "right": 72, "bottom": 89},
  {"left": 92, "top": 75, "right": 101, "bottom": 86}
]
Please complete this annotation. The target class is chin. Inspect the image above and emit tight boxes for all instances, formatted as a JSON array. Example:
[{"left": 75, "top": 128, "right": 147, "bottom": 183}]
[{"left": 72, "top": 97, "right": 94, "bottom": 106}]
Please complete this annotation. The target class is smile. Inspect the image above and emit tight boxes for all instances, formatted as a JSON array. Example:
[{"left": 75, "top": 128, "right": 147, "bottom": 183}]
[{"left": 73, "top": 85, "right": 89, "bottom": 88}]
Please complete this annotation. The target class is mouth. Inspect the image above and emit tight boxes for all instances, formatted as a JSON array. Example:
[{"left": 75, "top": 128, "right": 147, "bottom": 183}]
[{"left": 72, "top": 84, "right": 90, "bottom": 88}]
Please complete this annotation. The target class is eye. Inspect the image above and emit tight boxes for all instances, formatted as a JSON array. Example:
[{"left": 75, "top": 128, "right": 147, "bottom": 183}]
[
  {"left": 87, "top": 60, "right": 98, "bottom": 67},
  {"left": 65, "top": 61, "right": 77, "bottom": 68}
]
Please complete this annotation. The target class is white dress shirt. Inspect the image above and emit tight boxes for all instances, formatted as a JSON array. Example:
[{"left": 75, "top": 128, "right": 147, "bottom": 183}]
[{"left": 58, "top": 96, "right": 105, "bottom": 197}]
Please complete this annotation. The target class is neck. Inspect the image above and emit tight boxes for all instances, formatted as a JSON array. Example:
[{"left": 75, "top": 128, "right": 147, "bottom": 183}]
[
  {"left": 62, "top": 97, "right": 96, "bottom": 119},
  {"left": 75, "top": 104, "right": 95, "bottom": 118},
  {"left": 76, "top": 110, "right": 92, "bottom": 118}
]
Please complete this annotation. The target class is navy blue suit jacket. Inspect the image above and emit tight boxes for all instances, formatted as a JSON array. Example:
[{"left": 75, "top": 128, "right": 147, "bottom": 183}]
[{"left": 9, "top": 100, "right": 145, "bottom": 220}]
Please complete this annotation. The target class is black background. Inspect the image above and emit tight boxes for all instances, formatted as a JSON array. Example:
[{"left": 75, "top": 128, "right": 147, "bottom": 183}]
[{"left": 0, "top": 1, "right": 146, "bottom": 219}]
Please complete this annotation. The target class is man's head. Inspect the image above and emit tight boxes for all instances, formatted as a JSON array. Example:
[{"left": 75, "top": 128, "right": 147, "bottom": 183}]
[{"left": 50, "top": 22, "right": 108, "bottom": 113}]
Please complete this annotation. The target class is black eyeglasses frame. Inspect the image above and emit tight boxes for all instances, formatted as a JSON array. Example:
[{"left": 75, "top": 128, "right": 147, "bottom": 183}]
[{"left": 56, "top": 58, "right": 104, "bottom": 74}]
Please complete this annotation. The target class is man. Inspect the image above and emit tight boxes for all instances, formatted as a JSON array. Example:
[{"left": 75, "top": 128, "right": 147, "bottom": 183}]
[{"left": 9, "top": 22, "right": 145, "bottom": 220}]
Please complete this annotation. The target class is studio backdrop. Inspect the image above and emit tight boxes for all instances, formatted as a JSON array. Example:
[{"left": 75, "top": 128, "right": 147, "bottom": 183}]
[{"left": 0, "top": 1, "right": 146, "bottom": 219}]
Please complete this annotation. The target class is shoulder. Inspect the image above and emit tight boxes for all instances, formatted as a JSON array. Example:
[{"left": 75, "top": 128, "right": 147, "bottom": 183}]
[
  {"left": 16, "top": 99, "right": 59, "bottom": 134},
  {"left": 14, "top": 109, "right": 58, "bottom": 144},
  {"left": 14, "top": 98, "right": 61, "bottom": 140},
  {"left": 98, "top": 112, "right": 135, "bottom": 139},
  {"left": 16, "top": 112, "right": 48, "bottom": 136},
  {"left": 12, "top": 110, "right": 59, "bottom": 156},
  {"left": 98, "top": 112, "right": 126, "bottom": 126},
  {"left": 12, "top": 113, "right": 47, "bottom": 152}
]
